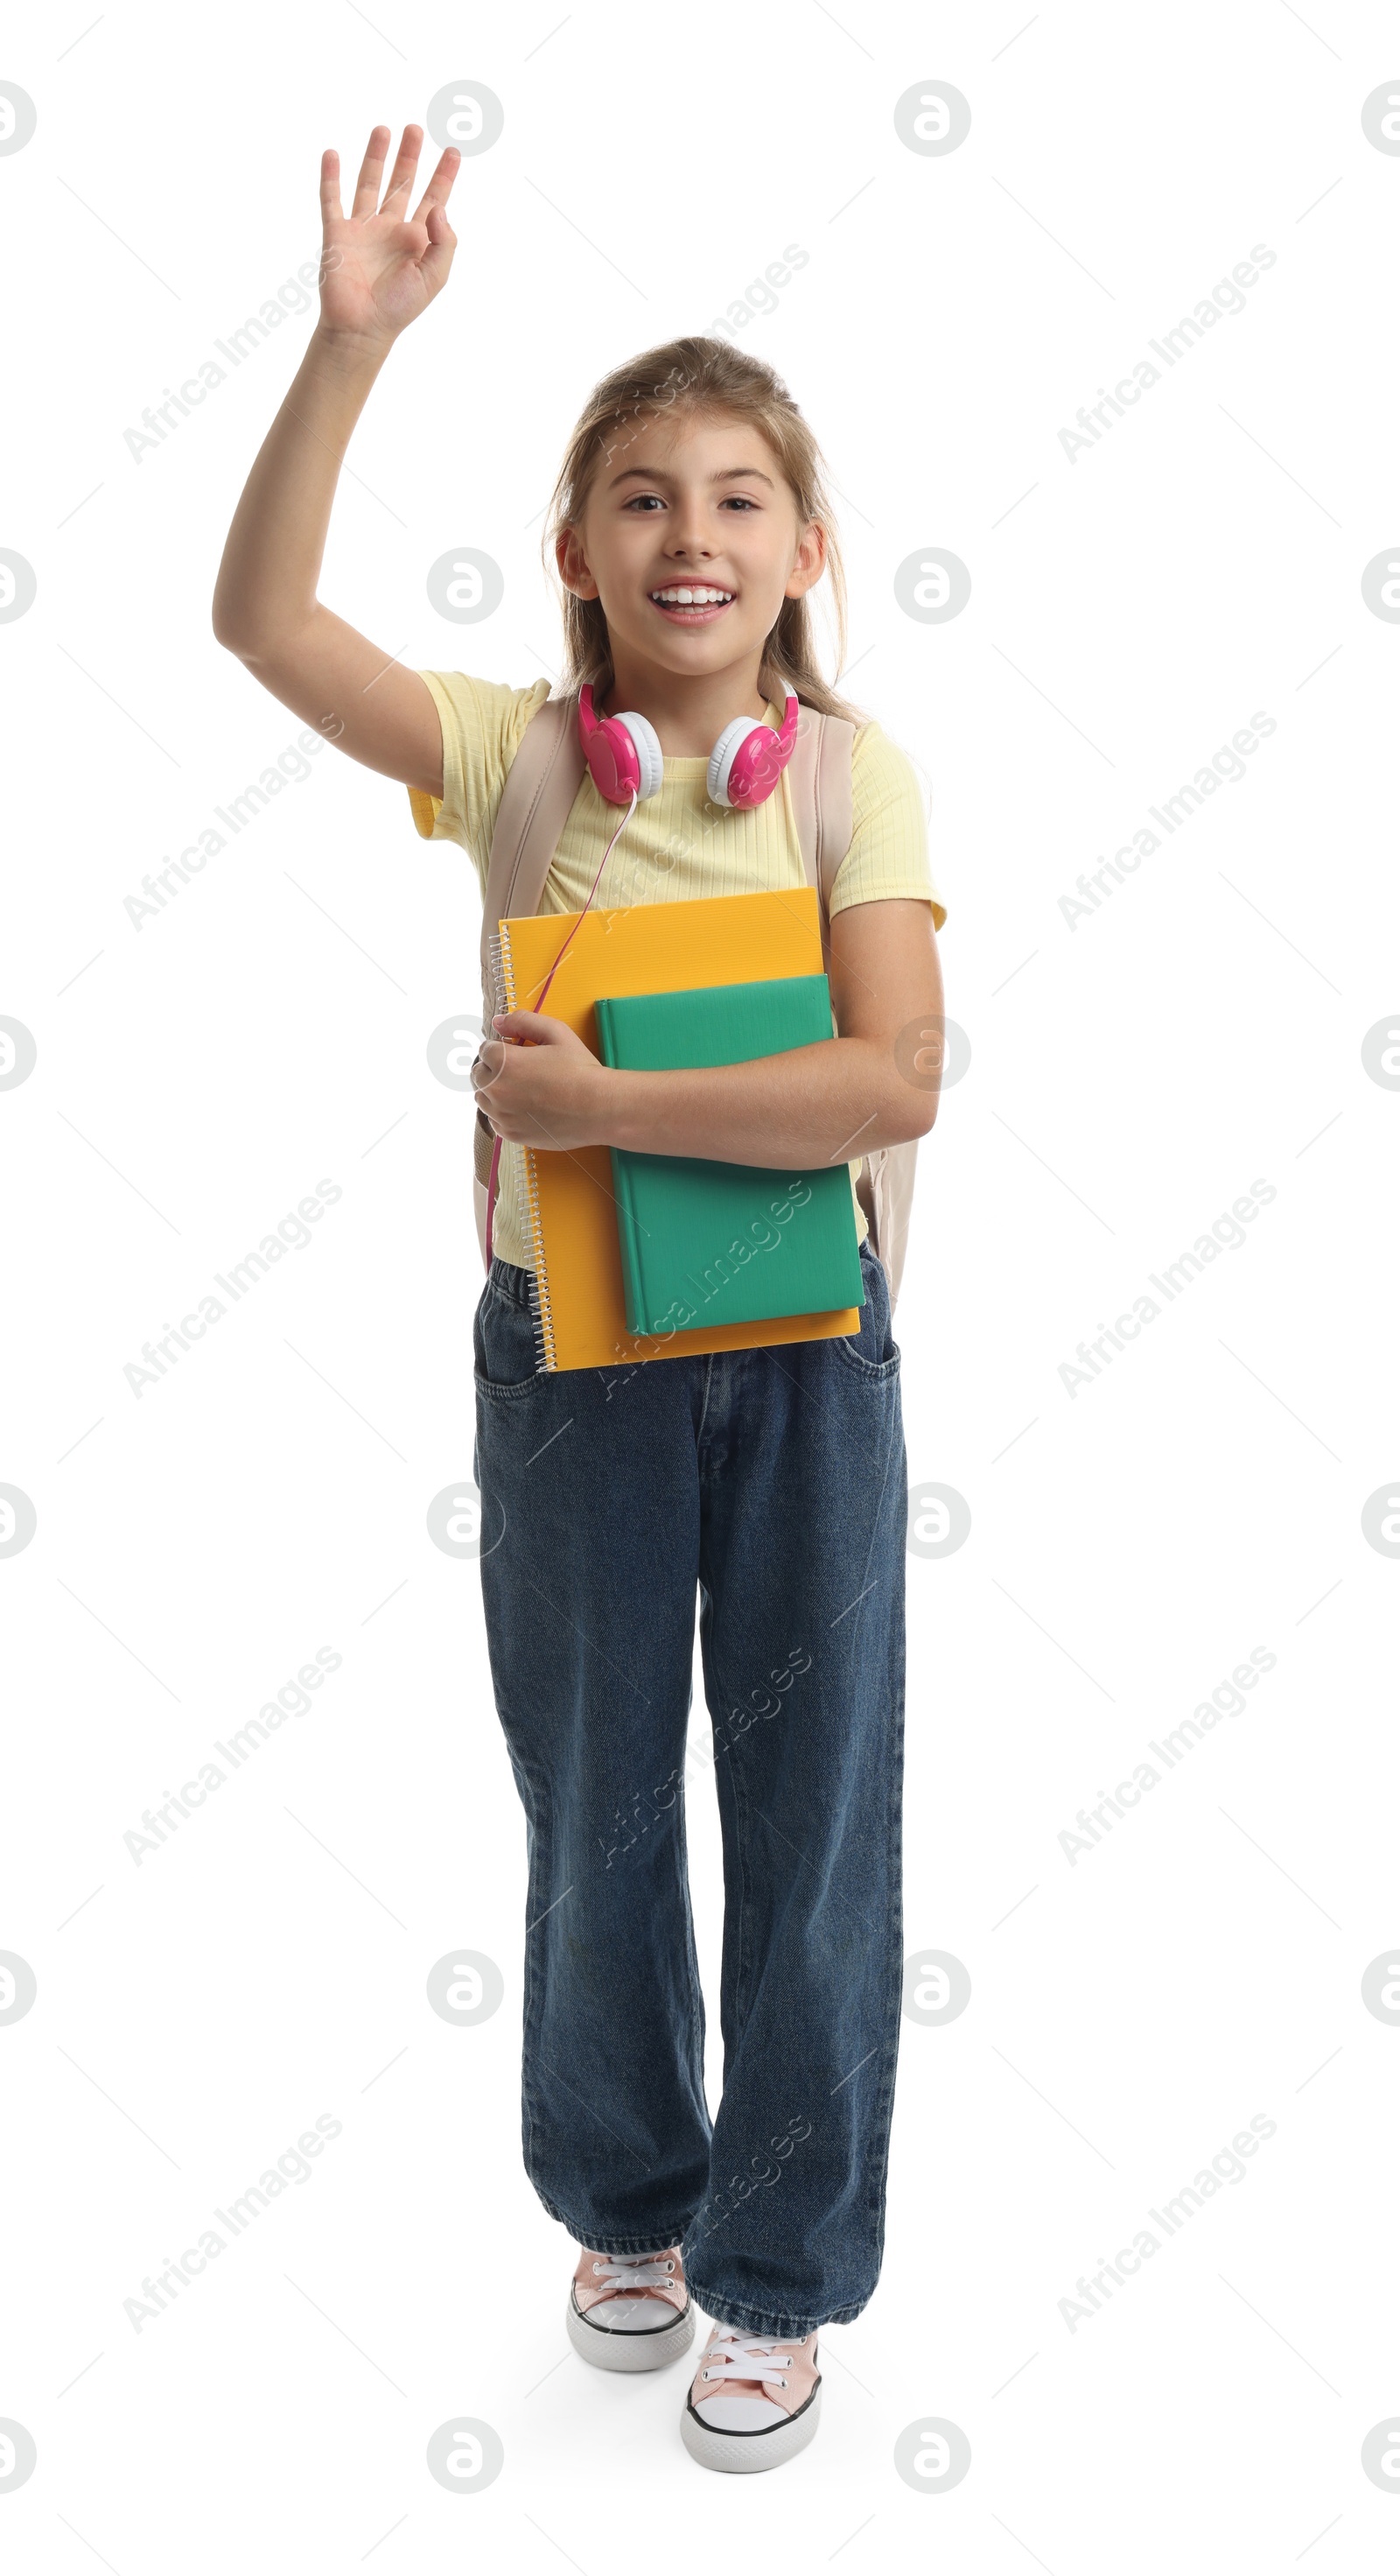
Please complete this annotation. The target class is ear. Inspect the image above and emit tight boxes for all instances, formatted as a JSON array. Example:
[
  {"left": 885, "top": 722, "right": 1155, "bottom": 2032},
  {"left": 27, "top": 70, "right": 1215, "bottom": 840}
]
[
  {"left": 556, "top": 524, "right": 599, "bottom": 600},
  {"left": 784, "top": 518, "right": 827, "bottom": 600}
]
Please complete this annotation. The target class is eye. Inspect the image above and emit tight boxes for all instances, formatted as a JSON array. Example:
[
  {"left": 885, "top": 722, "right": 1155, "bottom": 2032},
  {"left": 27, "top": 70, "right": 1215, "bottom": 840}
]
[
  {"left": 623, "top": 493, "right": 665, "bottom": 510},
  {"left": 722, "top": 495, "right": 760, "bottom": 509}
]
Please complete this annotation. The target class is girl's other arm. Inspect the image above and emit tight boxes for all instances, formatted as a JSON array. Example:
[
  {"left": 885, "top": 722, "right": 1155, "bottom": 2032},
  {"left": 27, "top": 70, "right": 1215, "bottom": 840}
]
[
  {"left": 211, "top": 126, "right": 458, "bottom": 797},
  {"left": 639, "top": 891, "right": 946, "bottom": 1156}
]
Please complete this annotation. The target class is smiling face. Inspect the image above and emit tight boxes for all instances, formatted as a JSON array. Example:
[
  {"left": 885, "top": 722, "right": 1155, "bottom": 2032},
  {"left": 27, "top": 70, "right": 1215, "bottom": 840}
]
[{"left": 557, "top": 409, "right": 826, "bottom": 699}]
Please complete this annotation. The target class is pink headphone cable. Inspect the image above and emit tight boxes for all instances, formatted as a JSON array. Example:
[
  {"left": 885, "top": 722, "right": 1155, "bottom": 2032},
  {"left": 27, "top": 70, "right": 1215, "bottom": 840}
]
[{"left": 483, "top": 789, "right": 638, "bottom": 1267}]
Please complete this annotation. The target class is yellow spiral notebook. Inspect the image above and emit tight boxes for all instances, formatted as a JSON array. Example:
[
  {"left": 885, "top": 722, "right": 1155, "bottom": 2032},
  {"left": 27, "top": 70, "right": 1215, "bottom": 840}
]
[{"left": 492, "top": 886, "right": 861, "bottom": 1374}]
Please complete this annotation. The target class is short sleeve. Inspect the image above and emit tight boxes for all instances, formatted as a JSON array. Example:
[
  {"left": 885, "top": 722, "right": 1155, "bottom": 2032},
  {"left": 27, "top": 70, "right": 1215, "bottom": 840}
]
[
  {"left": 828, "top": 719, "right": 947, "bottom": 931},
  {"left": 406, "top": 671, "right": 554, "bottom": 893}
]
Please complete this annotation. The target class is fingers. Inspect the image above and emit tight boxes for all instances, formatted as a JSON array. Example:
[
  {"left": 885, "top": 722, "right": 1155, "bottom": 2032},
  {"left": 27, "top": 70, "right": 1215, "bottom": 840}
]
[
  {"left": 343, "top": 123, "right": 444, "bottom": 238},
  {"left": 410, "top": 144, "right": 461, "bottom": 226},
  {"left": 349, "top": 123, "right": 392, "bottom": 221},
  {"left": 379, "top": 122, "right": 426, "bottom": 212},
  {"left": 494, "top": 1009, "right": 556, "bottom": 1040},
  {"left": 319, "top": 148, "right": 344, "bottom": 228}
]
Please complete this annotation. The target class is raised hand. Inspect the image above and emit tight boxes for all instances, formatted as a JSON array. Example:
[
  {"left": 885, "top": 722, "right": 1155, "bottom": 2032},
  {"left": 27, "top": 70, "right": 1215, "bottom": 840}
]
[{"left": 317, "top": 123, "right": 459, "bottom": 349}]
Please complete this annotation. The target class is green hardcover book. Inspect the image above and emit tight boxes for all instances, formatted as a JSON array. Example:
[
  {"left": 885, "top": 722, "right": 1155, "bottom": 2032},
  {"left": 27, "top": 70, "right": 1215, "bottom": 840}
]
[{"left": 592, "top": 974, "right": 866, "bottom": 1337}]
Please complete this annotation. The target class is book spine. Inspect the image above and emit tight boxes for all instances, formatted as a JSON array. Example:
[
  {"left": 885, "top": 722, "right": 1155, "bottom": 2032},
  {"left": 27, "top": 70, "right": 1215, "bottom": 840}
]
[
  {"left": 609, "top": 1146, "right": 647, "bottom": 1335},
  {"left": 595, "top": 999, "right": 645, "bottom": 1334},
  {"left": 497, "top": 924, "right": 556, "bottom": 1374}
]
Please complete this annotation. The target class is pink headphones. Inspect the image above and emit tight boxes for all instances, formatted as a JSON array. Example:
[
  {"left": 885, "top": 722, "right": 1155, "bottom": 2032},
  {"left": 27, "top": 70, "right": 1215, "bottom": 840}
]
[{"left": 578, "top": 682, "right": 800, "bottom": 811}]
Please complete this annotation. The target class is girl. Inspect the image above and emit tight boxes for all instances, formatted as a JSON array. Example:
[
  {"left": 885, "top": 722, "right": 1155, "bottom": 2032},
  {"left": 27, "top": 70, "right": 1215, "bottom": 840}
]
[{"left": 214, "top": 124, "right": 947, "bottom": 2476}]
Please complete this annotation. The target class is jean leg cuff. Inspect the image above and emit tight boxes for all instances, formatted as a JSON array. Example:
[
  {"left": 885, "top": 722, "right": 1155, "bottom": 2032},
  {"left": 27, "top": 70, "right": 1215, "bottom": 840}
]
[
  {"left": 682, "top": 2277, "right": 873, "bottom": 2338},
  {"left": 532, "top": 2181, "right": 696, "bottom": 2258}
]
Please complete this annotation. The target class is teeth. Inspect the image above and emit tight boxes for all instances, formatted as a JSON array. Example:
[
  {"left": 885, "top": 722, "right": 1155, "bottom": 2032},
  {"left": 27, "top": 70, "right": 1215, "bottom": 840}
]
[{"left": 651, "top": 586, "right": 733, "bottom": 605}]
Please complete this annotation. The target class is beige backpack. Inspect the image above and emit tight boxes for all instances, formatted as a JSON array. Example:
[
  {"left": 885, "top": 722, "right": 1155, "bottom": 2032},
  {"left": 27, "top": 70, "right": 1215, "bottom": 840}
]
[{"left": 472, "top": 696, "right": 918, "bottom": 1309}]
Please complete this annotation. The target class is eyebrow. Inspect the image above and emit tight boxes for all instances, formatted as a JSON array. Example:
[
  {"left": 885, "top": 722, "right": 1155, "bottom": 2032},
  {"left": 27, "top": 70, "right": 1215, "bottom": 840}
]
[{"left": 606, "top": 465, "right": 776, "bottom": 491}]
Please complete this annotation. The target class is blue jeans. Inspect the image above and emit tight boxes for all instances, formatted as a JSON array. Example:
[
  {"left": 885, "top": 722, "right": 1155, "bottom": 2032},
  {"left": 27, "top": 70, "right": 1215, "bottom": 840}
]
[{"left": 472, "top": 1235, "right": 906, "bottom": 2339}]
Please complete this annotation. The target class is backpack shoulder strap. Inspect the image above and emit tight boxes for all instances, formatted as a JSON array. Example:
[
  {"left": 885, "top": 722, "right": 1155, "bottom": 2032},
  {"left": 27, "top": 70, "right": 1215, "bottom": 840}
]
[
  {"left": 788, "top": 706, "right": 919, "bottom": 1311},
  {"left": 786, "top": 706, "right": 857, "bottom": 916},
  {"left": 479, "top": 695, "right": 586, "bottom": 1004}
]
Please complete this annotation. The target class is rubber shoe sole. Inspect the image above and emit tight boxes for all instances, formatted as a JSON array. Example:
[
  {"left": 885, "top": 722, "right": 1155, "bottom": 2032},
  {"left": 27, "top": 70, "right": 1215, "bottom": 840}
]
[
  {"left": 681, "top": 2382, "right": 822, "bottom": 2473},
  {"left": 566, "top": 2293, "right": 696, "bottom": 2374}
]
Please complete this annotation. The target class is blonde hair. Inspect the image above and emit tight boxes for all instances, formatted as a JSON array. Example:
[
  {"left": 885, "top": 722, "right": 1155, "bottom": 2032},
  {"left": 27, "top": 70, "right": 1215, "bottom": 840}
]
[{"left": 542, "top": 336, "right": 863, "bottom": 721}]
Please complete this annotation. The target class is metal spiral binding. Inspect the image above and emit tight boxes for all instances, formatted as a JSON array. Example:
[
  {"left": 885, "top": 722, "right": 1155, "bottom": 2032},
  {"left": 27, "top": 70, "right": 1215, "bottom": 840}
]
[
  {"left": 521, "top": 1149, "right": 556, "bottom": 1372},
  {"left": 484, "top": 927, "right": 508, "bottom": 1028},
  {"left": 492, "top": 922, "right": 556, "bottom": 1373}
]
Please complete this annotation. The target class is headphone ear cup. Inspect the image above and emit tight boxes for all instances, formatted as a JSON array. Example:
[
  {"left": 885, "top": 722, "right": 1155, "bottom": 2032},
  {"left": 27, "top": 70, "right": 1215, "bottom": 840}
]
[
  {"left": 707, "top": 716, "right": 759, "bottom": 808},
  {"left": 612, "top": 711, "right": 664, "bottom": 800}
]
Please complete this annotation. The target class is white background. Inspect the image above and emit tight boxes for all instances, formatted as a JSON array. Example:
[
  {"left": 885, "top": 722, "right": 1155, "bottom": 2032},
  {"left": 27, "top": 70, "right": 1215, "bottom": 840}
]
[{"left": 4, "top": 1, "right": 1398, "bottom": 2565}]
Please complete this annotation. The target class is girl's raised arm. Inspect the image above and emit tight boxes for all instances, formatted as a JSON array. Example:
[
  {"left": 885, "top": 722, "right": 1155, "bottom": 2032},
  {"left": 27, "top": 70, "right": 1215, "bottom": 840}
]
[{"left": 212, "top": 125, "right": 459, "bottom": 797}]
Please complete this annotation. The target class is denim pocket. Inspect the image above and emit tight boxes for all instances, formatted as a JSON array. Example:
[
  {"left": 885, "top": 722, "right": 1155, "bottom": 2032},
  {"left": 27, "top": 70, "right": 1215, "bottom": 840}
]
[
  {"left": 473, "top": 1274, "right": 544, "bottom": 1399},
  {"left": 830, "top": 1243, "right": 901, "bottom": 1382}
]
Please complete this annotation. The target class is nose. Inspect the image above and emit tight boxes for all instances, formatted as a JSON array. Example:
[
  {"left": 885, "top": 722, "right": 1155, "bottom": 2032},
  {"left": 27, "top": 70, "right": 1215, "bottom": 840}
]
[{"left": 663, "top": 497, "right": 714, "bottom": 559}]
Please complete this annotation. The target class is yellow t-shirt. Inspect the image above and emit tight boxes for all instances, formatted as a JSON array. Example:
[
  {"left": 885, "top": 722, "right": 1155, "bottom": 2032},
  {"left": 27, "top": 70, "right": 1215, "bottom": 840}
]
[{"left": 408, "top": 672, "right": 948, "bottom": 1273}]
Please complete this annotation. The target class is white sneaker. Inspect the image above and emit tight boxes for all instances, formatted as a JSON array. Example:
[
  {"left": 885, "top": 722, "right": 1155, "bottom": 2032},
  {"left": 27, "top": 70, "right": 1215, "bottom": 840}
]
[
  {"left": 681, "top": 2325, "right": 822, "bottom": 2472},
  {"left": 565, "top": 2246, "right": 695, "bottom": 2373}
]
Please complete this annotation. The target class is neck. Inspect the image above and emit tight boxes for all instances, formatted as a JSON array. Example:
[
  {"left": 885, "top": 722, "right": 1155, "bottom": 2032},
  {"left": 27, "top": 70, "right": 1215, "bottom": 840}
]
[{"left": 596, "top": 646, "right": 777, "bottom": 754}]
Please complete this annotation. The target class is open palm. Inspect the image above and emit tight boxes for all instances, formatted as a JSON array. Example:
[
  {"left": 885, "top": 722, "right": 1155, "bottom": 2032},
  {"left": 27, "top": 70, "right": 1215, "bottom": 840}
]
[{"left": 318, "top": 123, "right": 459, "bottom": 347}]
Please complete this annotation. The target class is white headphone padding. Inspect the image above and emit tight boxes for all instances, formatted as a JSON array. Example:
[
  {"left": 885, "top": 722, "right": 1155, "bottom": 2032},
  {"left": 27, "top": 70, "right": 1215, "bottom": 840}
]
[
  {"left": 707, "top": 716, "right": 758, "bottom": 808},
  {"left": 615, "top": 711, "right": 664, "bottom": 801}
]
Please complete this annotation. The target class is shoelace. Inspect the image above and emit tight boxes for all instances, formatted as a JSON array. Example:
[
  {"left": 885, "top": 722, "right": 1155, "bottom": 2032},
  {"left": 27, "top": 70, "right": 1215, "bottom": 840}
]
[
  {"left": 589, "top": 2251, "right": 678, "bottom": 2293},
  {"left": 698, "top": 2330, "right": 796, "bottom": 2388}
]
